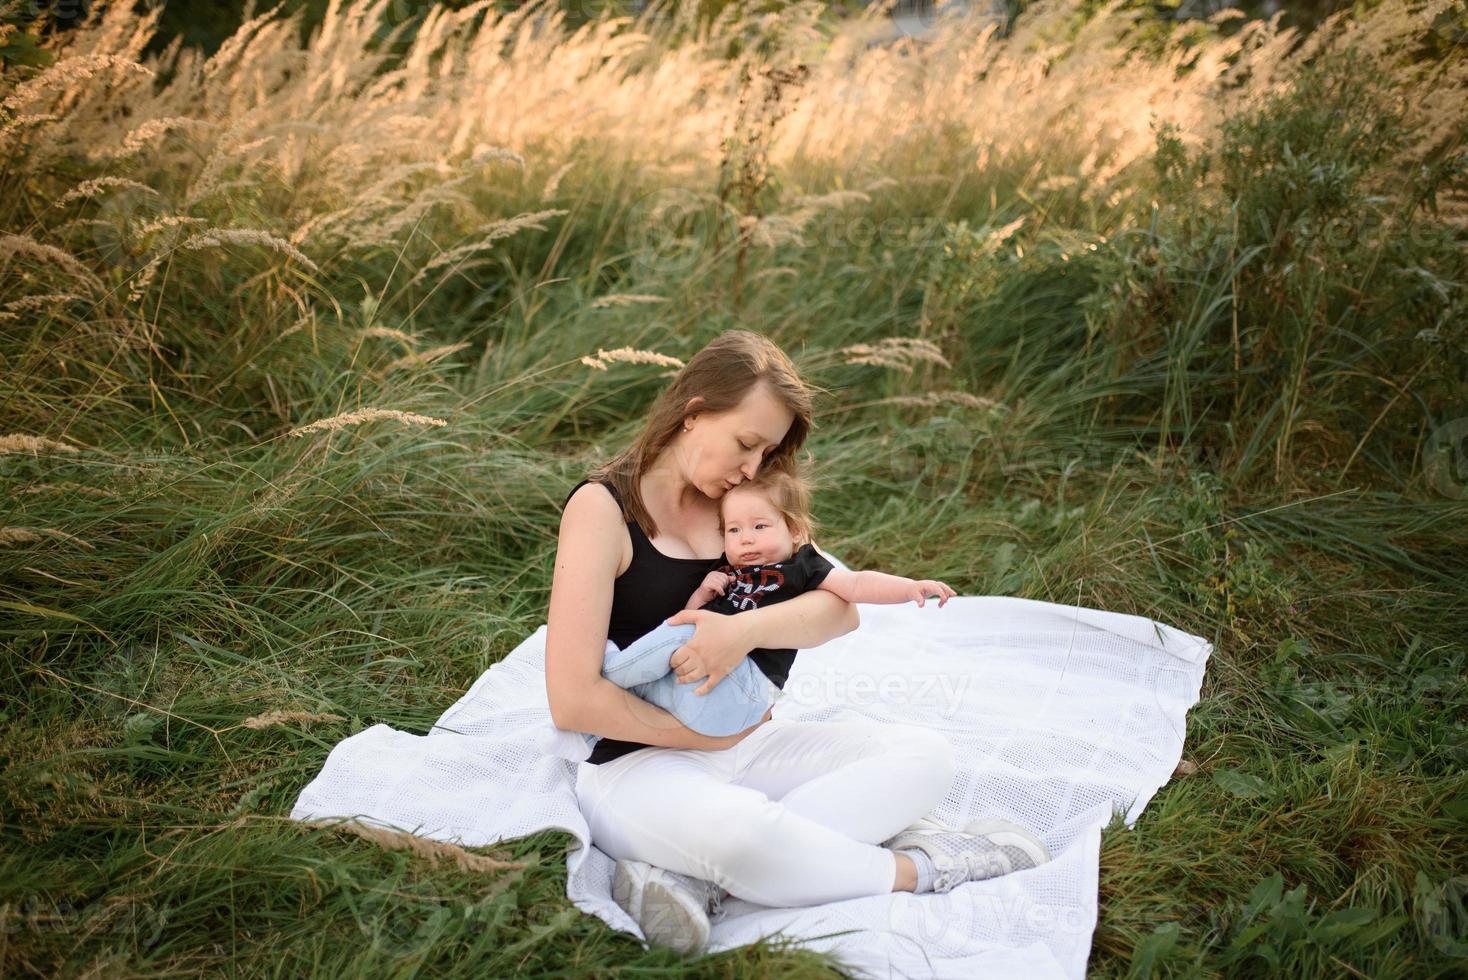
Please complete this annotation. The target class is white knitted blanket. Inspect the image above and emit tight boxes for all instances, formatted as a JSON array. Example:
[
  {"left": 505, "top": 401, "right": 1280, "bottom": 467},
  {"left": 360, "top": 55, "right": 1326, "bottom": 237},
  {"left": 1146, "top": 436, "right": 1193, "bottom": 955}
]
[{"left": 291, "top": 561, "right": 1212, "bottom": 978}]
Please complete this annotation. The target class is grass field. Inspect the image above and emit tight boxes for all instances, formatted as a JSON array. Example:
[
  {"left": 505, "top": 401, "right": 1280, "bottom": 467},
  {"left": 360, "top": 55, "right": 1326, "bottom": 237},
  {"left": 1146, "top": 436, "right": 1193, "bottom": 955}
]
[{"left": 2, "top": 0, "right": 1466, "bottom": 975}]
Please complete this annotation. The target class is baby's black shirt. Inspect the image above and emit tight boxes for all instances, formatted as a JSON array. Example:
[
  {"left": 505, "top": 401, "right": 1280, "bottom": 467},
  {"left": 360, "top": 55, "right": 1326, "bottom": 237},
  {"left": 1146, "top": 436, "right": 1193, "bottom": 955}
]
[{"left": 705, "top": 543, "right": 837, "bottom": 687}]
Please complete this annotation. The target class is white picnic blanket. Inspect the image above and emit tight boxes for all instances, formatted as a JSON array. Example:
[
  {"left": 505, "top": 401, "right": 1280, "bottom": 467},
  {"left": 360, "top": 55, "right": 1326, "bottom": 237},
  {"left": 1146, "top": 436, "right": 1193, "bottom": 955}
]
[{"left": 290, "top": 557, "right": 1212, "bottom": 978}]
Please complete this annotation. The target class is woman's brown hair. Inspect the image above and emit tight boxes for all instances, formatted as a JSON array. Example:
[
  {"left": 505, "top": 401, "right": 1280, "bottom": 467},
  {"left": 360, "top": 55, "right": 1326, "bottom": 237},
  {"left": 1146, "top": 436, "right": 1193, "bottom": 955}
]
[{"left": 587, "top": 330, "right": 820, "bottom": 539}]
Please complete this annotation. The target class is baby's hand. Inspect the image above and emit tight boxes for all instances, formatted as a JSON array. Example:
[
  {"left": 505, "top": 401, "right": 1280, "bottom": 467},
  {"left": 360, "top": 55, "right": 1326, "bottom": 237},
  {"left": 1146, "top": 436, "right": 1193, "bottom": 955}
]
[
  {"left": 690, "top": 570, "right": 732, "bottom": 605},
  {"left": 909, "top": 579, "right": 956, "bottom": 608}
]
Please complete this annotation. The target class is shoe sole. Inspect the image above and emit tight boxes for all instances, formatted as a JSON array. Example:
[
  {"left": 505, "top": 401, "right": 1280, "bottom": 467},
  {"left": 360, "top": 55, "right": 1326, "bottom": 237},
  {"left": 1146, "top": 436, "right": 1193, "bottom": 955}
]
[{"left": 611, "top": 860, "right": 709, "bottom": 955}]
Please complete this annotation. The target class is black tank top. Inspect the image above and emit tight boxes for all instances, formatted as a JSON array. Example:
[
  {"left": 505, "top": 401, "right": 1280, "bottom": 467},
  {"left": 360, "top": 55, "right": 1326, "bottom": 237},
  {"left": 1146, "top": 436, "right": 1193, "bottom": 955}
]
[{"left": 561, "top": 477, "right": 723, "bottom": 765}]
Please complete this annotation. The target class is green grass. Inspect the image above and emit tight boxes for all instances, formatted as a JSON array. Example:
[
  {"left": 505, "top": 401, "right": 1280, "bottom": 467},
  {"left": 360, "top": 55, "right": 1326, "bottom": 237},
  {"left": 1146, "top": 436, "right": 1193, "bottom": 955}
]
[{"left": 2, "top": 0, "right": 1466, "bottom": 975}]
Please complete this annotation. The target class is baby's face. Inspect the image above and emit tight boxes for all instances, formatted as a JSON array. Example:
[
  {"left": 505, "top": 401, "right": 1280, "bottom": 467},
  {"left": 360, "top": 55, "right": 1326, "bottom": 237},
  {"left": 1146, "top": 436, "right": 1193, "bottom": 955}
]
[{"left": 720, "top": 486, "right": 798, "bottom": 567}]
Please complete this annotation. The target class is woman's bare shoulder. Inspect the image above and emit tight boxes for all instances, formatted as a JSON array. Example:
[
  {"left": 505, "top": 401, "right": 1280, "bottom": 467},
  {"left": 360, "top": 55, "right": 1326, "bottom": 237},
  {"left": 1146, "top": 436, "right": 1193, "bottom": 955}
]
[
  {"left": 563, "top": 479, "right": 621, "bottom": 516},
  {"left": 560, "top": 481, "right": 632, "bottom": 576}
]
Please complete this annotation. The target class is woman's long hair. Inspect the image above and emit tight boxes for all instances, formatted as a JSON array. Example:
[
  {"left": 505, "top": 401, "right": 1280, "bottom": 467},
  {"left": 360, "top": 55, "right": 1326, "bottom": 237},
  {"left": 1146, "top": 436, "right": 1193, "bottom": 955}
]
[{"left": 588, "top": 330, "right": 821, "bottom": 539}]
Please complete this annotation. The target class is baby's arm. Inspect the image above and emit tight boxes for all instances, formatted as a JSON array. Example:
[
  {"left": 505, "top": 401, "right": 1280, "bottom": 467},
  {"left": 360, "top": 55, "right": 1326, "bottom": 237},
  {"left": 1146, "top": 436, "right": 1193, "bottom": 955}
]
[
  {"left": 685, "top": 569, "right": 733, "bottom": 610},
  {"left": 818, "top": 569, "right": 956, "bottom": 607}
]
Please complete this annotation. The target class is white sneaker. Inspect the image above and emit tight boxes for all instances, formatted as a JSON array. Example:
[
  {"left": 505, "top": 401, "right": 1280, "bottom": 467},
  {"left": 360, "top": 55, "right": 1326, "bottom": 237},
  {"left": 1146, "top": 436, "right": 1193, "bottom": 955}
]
[
  {"left": 611, "top": 858, "right": 728, "bottom": 954},
  {"left": 884, "top": 815, "right": 1051, "bottom": 893}
]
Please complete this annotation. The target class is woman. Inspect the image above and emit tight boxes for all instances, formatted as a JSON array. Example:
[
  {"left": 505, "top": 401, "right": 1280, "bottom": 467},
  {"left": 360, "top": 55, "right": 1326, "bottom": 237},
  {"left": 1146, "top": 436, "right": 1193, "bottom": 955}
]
[{"left": 545, "top": 330, "right": 1050, "bottom": 955}]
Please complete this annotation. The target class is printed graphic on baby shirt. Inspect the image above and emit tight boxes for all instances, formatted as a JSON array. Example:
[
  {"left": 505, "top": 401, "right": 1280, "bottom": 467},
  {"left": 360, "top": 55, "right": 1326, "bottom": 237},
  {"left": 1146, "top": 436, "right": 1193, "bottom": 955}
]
[
  {"left": 699, "top": 544, "right": 837, "bottom": 691},
  {"left": 706, "top": 544, "right": 835, "bottom": 616},
  {"left": 718, "top": 565, "right": 786, "bottom": 611}
]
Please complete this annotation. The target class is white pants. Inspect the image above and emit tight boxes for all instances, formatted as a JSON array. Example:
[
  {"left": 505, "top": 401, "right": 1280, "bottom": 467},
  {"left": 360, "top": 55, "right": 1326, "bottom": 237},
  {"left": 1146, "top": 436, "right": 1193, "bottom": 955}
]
[{"left": 575, "top": 716, "right": 957, "bottom": 907}]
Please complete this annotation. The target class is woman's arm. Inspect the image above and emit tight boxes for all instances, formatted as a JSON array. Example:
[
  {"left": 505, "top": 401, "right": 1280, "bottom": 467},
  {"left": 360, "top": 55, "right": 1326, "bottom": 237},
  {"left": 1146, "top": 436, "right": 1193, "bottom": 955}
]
[
  {"left": 741, "top": 586, "right": 860, "bottom": 650},
  {"left": 663, "top": 581, "right": 860, "bottom": 696},
  {"left": 544, "top": 484, "right": 741, "bottom": 749},
  {"left": 738, "top": 539, "right": 861, "bottom": 647}
]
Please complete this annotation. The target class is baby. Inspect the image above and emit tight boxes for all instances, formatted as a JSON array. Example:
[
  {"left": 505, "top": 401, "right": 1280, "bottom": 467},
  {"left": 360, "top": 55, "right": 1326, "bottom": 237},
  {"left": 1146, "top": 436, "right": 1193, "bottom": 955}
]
[{"left": 570, "top": 466, "right": 957, "bottom": 760}]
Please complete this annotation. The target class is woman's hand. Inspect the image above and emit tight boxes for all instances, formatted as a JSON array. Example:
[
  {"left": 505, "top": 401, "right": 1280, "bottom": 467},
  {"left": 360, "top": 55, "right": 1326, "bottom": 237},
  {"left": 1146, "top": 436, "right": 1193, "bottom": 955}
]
[{"left": 662, "top": 607, "right": 754, "bottom": 696}]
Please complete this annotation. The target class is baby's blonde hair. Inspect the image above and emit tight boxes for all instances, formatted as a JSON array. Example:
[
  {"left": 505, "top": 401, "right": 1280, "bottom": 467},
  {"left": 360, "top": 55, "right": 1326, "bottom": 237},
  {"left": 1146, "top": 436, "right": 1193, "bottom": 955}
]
[{"left": 718, "top": 462, "right": 822, "bottom": 547}]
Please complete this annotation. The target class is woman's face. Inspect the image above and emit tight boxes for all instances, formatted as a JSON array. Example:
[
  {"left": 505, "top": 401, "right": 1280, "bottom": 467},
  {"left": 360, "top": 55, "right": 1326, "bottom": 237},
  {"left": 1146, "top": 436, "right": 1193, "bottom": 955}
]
[{"left": 674, "top": 381, "right": 796, "bottom": 501}]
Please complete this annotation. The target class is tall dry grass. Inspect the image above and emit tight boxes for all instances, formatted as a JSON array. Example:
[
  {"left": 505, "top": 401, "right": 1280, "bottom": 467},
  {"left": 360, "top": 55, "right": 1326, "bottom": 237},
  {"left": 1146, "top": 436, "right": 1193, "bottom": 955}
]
[
  {"left": 5, "top": 0, "right": 1457, "bottom": 282},
  {"left": 0, "top": 0, "right": 1459, "bottom": 450}
]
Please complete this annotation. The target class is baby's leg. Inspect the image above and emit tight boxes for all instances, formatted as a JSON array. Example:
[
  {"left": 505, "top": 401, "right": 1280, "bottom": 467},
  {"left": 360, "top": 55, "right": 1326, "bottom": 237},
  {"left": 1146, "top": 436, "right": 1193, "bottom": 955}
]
[
  {"left": 576, "top": 626, "right": 700, "bottom": 757},
  {"left": 629, "top": 656, "right": 776, "bottom": 737},
  {"left": 599, "top": 621, "right": 696, "bottom": 689}
]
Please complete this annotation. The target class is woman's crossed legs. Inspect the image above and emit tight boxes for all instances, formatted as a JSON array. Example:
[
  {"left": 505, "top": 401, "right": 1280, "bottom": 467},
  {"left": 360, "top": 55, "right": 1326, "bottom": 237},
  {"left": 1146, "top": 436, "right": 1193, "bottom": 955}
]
[{"left": 576, "top": 717, "right": 957, "bottom": 908}]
